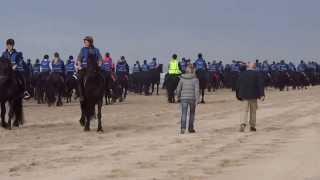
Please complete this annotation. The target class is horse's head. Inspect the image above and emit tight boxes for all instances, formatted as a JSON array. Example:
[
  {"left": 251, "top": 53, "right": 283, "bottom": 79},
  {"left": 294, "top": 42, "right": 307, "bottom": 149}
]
[{"left": 0, "top": 57, "right": 13, "bottom": 86}]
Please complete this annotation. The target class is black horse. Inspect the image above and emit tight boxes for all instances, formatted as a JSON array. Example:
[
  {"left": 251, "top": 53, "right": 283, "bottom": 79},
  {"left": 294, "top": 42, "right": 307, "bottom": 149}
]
[
  {"left": 65, "top": 74, "right": 79, "bottom": 103},
  {"left": 150, "top": 64, "right": 163, "bottom": 95},
  {"left": 117, "top": 73, "right": 129, "bottom": 101},
  {"left": 36, "top": 72, "right": 49, "bottom": 104},
  {"left": 165, "top": 73, "right": 180, "bottom": 103},
  {"left": 196, "top": 69, "right": 208, "bottom": 103},
  {"left": 79, "top": 54, "right": 105, "bottom": 132},
  {"left": 46, "top": 72, "right": 65, "bottom": 106},
  {"left": 0, "top": 58, "right": 24, "bottom": 130}
]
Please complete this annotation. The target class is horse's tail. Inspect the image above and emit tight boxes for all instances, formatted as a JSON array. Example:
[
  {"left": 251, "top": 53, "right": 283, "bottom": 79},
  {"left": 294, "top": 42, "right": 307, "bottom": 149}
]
[{"left": 12, "top": 98, "right": 24, "bottom": 125}]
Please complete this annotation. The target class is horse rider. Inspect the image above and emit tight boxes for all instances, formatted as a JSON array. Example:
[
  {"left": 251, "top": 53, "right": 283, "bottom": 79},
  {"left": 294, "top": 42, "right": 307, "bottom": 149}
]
[
  {"left": 149, "top": 57, "right": 158, "bottom": 70},
  {"left": 51, "top": 52, "right": 65, "bottom": 79},
  {"left": 194, "top": 53, "right": 207, "bottom": 73},
  {"left": 65, "top": 56, "right": 76, "bottom": 78},
  {"left": 116, "top": 56, "right": 130, "bottom": 78},
  {"left": 179, "top": 57, "right": 187, "bottom": 74},
  {"left": 1, "top": 39, "right": 30, "bottom": 99},
  {"left": 76, "top": 36, "right": 103, "bottom": 101}
]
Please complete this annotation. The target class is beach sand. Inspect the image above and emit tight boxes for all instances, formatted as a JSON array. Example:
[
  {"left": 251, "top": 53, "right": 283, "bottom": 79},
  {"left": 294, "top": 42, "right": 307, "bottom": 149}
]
[{"left": 0, "top": 87, "right": 319, "bottom": 180}]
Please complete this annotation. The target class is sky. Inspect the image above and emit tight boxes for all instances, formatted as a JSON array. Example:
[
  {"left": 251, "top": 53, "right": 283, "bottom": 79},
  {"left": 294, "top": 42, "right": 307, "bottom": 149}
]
[{"left": 1, "top": 0, "right": 320, "bottom": 65}]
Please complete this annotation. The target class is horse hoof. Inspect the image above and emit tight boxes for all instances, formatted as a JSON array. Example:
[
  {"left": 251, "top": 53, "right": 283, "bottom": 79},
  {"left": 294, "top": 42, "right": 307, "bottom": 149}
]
[
  {"left": 79, "top": 120, "right": 85, "bottom": 127},
  {"left": 84, "top": 127, "right": 90, "bottom": 131},
  {"left": 97, "top": 128, "right": 104, "bottom": 132},
  {"left": 201, "top": 101, "right": 205, "bottom": 104},
  {"left": 13, "top": 122, "right": 19, "bottom": 127},
  {"left": 1, "top": 122, "right": 8, "bottom": 129}
]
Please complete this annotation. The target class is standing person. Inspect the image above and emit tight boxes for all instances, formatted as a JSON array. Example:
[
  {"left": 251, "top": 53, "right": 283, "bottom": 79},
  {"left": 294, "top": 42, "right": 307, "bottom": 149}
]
[
  {"left": 236, "top": 62, "right": 265, "bottom": 132},
  {"left": 176, "top": 64, "right": 200, "bottom": 134},
  {"left": 76, "top": 36, "right": 103, "bottom": 101},
  {"left": 1, "top": 39, "right": 30, "bottom": 99}
]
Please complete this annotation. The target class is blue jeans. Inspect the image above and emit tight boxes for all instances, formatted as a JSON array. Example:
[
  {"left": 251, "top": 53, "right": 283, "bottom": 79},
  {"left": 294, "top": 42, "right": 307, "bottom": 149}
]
[{"left": 180, "top": 99, "right": 196, "bottom": 130}]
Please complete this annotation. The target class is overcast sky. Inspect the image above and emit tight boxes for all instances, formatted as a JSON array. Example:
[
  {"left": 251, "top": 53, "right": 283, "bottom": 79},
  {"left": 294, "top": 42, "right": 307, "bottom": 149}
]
[{"left": 1, "top": 0, "right": 320, "bottom": 65}]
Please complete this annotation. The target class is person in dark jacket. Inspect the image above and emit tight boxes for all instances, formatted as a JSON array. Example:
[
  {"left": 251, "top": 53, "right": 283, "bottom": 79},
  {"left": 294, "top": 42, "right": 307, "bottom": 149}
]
[{"left": 236, "top": 62, "right": 265, "bottom": 132}]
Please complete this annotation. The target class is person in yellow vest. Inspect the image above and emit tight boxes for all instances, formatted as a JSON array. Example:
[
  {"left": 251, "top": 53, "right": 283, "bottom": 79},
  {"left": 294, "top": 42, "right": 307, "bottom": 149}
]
[
  {"left": 166, "top": 54, "right": 182, "bottom": 103},
  {"left": 168, "top": 54, "right": 181, "bottom": 75}
]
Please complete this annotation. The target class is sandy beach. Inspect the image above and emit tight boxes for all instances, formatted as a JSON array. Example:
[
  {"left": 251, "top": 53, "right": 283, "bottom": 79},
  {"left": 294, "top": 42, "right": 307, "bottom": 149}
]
[{"left": 0, "top": 87, "right": 319, "bottom": 180}]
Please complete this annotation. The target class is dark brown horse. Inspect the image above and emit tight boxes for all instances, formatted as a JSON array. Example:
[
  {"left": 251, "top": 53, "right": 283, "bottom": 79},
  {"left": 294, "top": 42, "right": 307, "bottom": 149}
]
[
  {"left": 79, "top": 54, "right": 105, "bottom": 132},
  {"left": 0, "top": 57, "right": 24, "bottom": 130}
]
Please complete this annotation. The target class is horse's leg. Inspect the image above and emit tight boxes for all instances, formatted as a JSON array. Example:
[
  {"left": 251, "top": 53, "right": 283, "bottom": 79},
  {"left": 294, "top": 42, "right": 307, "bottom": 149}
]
[
  {"left": 124, "top": 84, "right": 128, "bottom": 99},
  {"left": 151, "top": 83, "right": 155, "bottom": 95},
  {"left": 57, "top": 94, "right": 63, "bottom": 106},
  {"left": 7, "top": 103, "right": 14, "bottom": 130},
  {"left": 79, "top": 101, "right": 85, "bottom": 127},
  {"left": 97, "top": 100, "right": 103, "bottom": 132},
  {"left": 1, "top": 103, "right": 7, "bottom": 128},
  {"left": 201, "top": 89, "right": 205, "bottom": 104},
  {"left": 84, "top": 114, "right": 90, "bottom": 131},
  {"left": 156, "top": 83, "right": 159, "bottom": 95}
]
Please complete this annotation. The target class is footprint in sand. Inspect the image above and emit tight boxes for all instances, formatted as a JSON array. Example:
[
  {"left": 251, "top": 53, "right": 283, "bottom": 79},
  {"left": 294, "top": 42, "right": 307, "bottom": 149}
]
[
  {"left": 106, "top": 168, "right": 129, "bottom": 178},
  {"left": 136, "top": 161, "right": 157, "bottom": 169}
]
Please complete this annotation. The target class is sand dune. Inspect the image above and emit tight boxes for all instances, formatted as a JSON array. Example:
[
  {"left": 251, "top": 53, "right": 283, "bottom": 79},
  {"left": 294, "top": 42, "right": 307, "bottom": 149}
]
[{"left": 0, "top": 87, "right": 319, "bottom": 180}]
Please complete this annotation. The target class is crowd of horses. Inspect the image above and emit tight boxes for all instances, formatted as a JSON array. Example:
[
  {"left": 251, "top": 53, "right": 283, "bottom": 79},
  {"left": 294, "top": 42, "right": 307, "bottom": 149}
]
[{"left": 1, "top": 56, "right": 320, "bottom": 131}]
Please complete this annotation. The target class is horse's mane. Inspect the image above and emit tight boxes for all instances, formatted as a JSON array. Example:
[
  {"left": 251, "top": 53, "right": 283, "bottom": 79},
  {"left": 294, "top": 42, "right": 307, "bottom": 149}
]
[{"left": 87, "top": 54, "right": 99, "bottom": 72}]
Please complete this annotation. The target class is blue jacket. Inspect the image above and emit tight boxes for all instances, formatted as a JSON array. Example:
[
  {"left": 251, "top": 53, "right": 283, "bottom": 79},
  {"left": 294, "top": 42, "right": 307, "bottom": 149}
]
[
  {"left": 149, "top": 61, "right": 157, "bottom": 70},
  {"left": 231, "top": 63, "right": 240, "bottom": 72},
  {"left": 40, "top": 59, "right": 51, "bottom": 72},
  {"left": 262, "top": 63, "right": 270, "bottom": 72},
  {"left": 194, "top": 58, "right": 207, "bottom": 71},
  {"left": 52, "top": 60, "right": 65, "bottom": 73},
  {"left": 278, "top": 63, "right": 289, "bottom": 71},
  {"left": 1, "top": 49, "right": 20, "bottom": 66},
  {"left": 116, "top": 62, "right": 129, "bottom": 73},
  {"left": 101, "top": 59, "right": 113, "bottom": 71},
  {"left": 65, "top": 61, "right": 75, "bottom": 73},
  {"left": 78, "top": 47, "right": 102, "bottom": 68},
  {"left": 288, "top": 63, "right": 296, "bottom": 72},
  {"left": 132, "top": 64, "right": 141, "bottom": 73},
  {"left": 33, "top": 63, "right": 41, "bottom": 74},
  {"left": 141, "top": 63, "right": 150, "bottom": 72},
  {"left": 208, "top": 63, "right": 218, "bottom": 72}
]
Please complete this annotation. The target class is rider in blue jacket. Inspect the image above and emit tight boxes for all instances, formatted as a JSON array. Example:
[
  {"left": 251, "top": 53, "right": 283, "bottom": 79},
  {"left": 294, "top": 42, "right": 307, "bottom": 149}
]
[{"left": 1, "top": 39, "right": 30, "bottom": 99}]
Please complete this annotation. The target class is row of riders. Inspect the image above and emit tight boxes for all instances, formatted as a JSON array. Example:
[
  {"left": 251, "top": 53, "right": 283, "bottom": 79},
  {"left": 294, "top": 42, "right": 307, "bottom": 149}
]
[
  {"left": 165, "top": 54, "right": 320, "bottom": 104},
  {"left": 0, "top": 37, "right": 163, "bottom": 131},
  {"left": 1, "top": 37, "right": 320, "bottom": 131}
]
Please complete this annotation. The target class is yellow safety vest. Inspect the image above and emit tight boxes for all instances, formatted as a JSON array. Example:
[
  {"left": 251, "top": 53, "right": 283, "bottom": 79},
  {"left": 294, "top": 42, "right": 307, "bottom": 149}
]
[{"left": 168, "top": 59, "right": 181, "bottom": 75}]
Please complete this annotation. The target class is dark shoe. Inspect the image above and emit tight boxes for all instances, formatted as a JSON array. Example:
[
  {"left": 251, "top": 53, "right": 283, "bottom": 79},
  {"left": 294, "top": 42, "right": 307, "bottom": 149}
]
[
  {"left": 180, "top": 129, "right": 186, "bottom": 134},
  {"left": 188, "top": 129, "right": 196, "bottom": 133},
  {"left": 239, "top": 124, "right": 246, "bottom": 132},
  {"left": 250, "top": 127, "right": 257, "bottom": 132}
]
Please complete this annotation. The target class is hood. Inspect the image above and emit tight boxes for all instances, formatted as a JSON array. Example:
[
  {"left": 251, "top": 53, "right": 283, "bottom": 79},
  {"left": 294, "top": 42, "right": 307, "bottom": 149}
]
[{"left": 181, "top": 74, "right": 195, "bottom": 79}]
